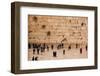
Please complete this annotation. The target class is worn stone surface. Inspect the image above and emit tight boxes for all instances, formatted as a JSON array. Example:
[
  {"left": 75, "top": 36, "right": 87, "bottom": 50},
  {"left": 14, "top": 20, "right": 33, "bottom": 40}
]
[{"left": 28, "top": 15, "right": 88, "bottom": 61}]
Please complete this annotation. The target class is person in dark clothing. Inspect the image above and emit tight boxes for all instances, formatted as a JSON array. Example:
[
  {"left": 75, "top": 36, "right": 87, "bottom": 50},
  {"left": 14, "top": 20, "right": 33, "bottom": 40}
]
[
  {"left": 28, "top": 43, "right": 31, "bottom": 49},
  {"left": 35, "top": 57, "right": 38, "bottom": 61},
  {"left": 51, "top": 45, "right": 54, "bottom": 50},
  {"left": 58, "top": 44, "right": 61, "bottom": 49},
  {"left": 43, "top": 43, "right": 46, "bottom": 47},
  {"left": 43, "top": 46, "right": 45, "bottom": 52},
  {"left": 61, "top": 43, "right": 64, "bottom": 48},
  {"left": 34, "top": 43, "right": 38, "bottom": 48},
  {"left": 76, "top": 44, "right": 78, "bottom": 48},
  {"left": 63, "top": 50, "right": 65, "bottom": 55},
  {"left": 47, "top": 46, "right": 49, "bottom": 51},
  {"left": 33, "top": 43, "right": 36, "bottom": 48},
  {"left": 80, "top": 48, "right": 82, "bottom": 54},
  {"left": 57, "top": 44, "right": 61, "bottom": 50},
  {"left": 37, "top": 48, "right": 40, "bottom": 55},
  {"left": 32, "top": 43, "right": 34, "bottom": 48},
  {"left": 33, "top": 49, "right": 35, "bottom": 54},
  {"left": 40, "top": 47, "right": 44, "bottom": 54},
  {"left": 57, "top": 45, "right": 59, "bottom": 50},
  {"left": 68, "top": 45, "right": 71, "bottom": 50},
  {"left": 53, "top": 51, "right": 57, "bottom": 57},
  {"left": 32, "top": 56, "right": 35, "bottom": 61},
  {"left": 86, "top": 45, "right": 87, "bottom": 51}
]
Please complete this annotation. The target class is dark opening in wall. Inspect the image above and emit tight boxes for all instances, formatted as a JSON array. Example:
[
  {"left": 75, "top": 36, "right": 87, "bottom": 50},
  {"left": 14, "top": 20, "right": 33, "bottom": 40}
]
[
  {"left": 47, "top": 31, "right": 51, "bottom": 36},
  {"left": 33, "top": 16, "right": 38, "bottom": 22},
  {"left": 42, "top": 25, "right": 46, "bottom": 29}
]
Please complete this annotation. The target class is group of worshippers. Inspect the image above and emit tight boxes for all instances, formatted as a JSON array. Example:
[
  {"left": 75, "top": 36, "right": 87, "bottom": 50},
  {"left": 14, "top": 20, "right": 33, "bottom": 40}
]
[
  {"left": 28, "top": 43, "right": 88, "bottom": 61},
  {"left": 28, "top": 43, "right": 65, "bottom": 61}
]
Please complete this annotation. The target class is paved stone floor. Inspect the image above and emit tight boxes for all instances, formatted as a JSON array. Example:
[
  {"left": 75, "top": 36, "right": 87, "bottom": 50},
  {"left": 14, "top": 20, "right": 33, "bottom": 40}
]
[{"left": 28, "top": 44, "right": 87, "bottom": 61}]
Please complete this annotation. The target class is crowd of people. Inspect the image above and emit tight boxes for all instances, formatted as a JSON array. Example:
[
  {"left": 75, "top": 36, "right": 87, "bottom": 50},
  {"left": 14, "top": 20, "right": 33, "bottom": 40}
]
[{"left": 28, "top": 43, "right": 87, "bottom": 61}]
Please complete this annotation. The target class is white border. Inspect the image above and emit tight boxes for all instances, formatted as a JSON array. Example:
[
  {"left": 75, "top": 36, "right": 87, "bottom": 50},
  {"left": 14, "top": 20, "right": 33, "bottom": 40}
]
[{"left": 20, "top": 6, "right": 95, "bottom": 70}]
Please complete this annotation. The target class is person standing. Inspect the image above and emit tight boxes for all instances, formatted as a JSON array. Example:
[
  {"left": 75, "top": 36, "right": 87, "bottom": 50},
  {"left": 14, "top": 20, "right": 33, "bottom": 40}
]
[
  {"left": 37, "top": 48, "right": 40, "bottom": 55},
  {"left": 53, "top": 51, "right": 57, "bottom": 57},
  {"left": 80, "top": 48, "right": 82, "bottom": 54},
  {"left": 33, "top": 49, "right": 35, "bottom": 54},
  {"left": 51, "top": 45, "right": 54, "bottom": 50},
  {"left": 32, "top": 56, "right": 35, "bottom": 61},
  {"left": 63, "top": 50, "right": 65, "bottom": 55}
]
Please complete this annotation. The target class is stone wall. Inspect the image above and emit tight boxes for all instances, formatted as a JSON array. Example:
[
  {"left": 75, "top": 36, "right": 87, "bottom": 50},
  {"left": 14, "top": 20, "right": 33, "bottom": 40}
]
[{"left": 28, "top": 15, "right": 88, "bottom": 61}]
